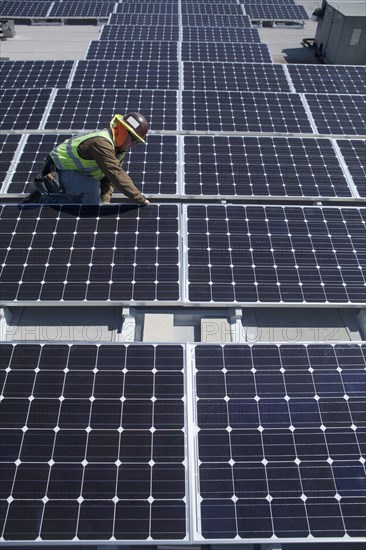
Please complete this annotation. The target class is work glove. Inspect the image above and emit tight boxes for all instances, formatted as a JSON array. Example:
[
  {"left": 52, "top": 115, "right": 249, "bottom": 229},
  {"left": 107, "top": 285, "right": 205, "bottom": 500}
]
[{"left": 138, "top": 195, "right": 150, "bottom": 206}]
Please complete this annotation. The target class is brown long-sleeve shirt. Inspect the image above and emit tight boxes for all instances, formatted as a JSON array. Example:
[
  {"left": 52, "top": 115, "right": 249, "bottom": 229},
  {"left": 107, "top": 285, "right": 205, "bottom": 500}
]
[{"left": 77, "top": 134, "right": 145, "bottom": 203}]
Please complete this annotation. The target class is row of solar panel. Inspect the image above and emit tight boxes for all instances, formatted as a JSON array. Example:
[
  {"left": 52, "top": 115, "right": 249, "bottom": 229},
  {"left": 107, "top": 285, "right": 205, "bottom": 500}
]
[
  {"left": 0, "top": 204, "right": 365, "bottom": 305},
  {"left": 0, "top": 6, "right": 307, "bottom": 25},
  {"left": 99, "top": 24, "right": 261, "bottom": 42},
  {"left": 0, "top": 1, "right": 307, "bottom": 20},
  {"left": 1, "top": 133, "right": 365, "bottom": 199},
  {"left": 0, "top": 342, "right": 365, "bottom": 542},
  {"left": 1, "top": 87, "right": 365, "bottom": 138},
  {"left": 2, "top": 60, "right": 366, "bottom": 96}
]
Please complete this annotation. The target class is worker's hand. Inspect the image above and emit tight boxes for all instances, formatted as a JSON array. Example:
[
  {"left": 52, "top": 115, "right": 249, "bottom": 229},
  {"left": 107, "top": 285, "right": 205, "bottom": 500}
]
[{"left": 139, "top": 195, "right": 150, "bottom": 206}]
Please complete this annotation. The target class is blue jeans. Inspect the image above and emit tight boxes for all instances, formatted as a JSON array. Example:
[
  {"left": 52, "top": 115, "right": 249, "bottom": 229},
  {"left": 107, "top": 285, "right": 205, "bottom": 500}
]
[{"left": 58, "top": 170, "right": 100, "bottom": 204}]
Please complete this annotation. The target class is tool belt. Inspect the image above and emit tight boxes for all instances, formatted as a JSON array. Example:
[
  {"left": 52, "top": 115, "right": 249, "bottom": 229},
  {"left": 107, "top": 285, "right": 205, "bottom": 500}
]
[{"left": 33, "top": 156, "right": 64, "bottom": 195}]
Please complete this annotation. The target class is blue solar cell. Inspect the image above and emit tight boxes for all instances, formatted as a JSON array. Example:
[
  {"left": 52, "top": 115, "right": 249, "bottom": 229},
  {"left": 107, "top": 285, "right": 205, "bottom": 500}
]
[
  {"left": 99, "top": 24, "right": 180, "bottom": 41},
  {"left": 182, "top": 14, "right": 252, "bottom": 27},
  {"left": 337, "top": 140, "right": 366, "bottom": 198},
  {"left": 0, "top": 60, "right": 74, "bottom": 89},
  {"left": 86, "top": 40, "right": 178, "bottom": 61},
  {"left": 182, "top": 26, "right": 260, "bottom": 42},
  {"left": 0, "top": 88, "right": 52, "bottom": 131},
  {"left": 0, "top": 204, "right": 180, "bottom": 303},
  {"left": 183, "top": 91, "right": 313, "bottom": 134},
  {"left": 49, "top": 1, "right": 115, "bottom": 18},
  {"left": 306, "top": 94, "right": 366, "bottom": 136},
  {"left": 0, "top": 1, "right": 52, "bottom": 17},
  {"left": 44, "top": 88, "right": 177, "bottom": 131},
  {"left": 195, "top": 343, "right": 366, "bottom": 540},
  {"left": 0, "top": 343, "right": 187, "bottom": 542},
  {"left": 288, "top": 65, "right": 366, "bottom": 95},
  {"left": 184, "top": 62, "right": 289, "bottom": 92},
  {"left": 70, "top": 60, "right": 179, "bottom": 90},
  {"left": 184, "top": 136, "right": 353, "bottom": 199},
  {"left": 244, "top": 4, "right": 309, "bottom": 20},
  {"left": 181, "top": 42, "right": 271, "bottom": 62},
  {"left": 186, "top": 205, "right": 366, "bottom": 304}
]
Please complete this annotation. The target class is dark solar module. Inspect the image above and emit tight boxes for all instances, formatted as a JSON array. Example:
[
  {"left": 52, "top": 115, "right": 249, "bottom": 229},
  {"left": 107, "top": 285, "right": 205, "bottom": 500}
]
[
  {"left": 70, "top": 60, "right": 179, "bottom": 90},
  {"left": 0, "top": 343, "right": 187, "bottom": 542},
  {"left": 186, "top": 205, "right": 366, "bottom": 304},
  {"left": 182, "top": 91, "right": 313, "bottom": 134},
  {"left": 115, "top": 2, "right": 178, "bottom": 13},
  {"left": 0, "top": 204, "right": 180, "bottom": 303},
  {"left": 86, "top": 40, "right": 178, "bottom": 61},
  {"left": 181, "top": 0, "right": 238, "bottom": 2},
  {"left": 0, "top": 88, "right": 52, "bottom": 131},
  {"left": 181, "top": 42, "right": 271, "bottom": 63},
  {"left": 288, "top": 65, "right": 366, "bottom": 95},
  {"left": 184, "top": 136, "right": 352, "bottom": 198},
  {"left": 49, "top": 1, "right": 115, "bottom": 18},
  {"left": 0, "top": 135, "right": 22, "bottom": 188},
  {"left": 183, "top": 62, "right": 289, "bottom": 92},
  {"left": 182, "top": 14, "right": 252, "bottom": 27},
  {"left": 337, "top": 140, "right": 366, "bottom": 198},
  {"left": 99, "top": 24, "right": 180, "bottom": 41},
  {"left": 306, "top": 94, "right": 366, "bottom": 136},
  {"left": 109, "top": 13, "right": 179, "bottom": 25},
  {"left": 244, "top": 4, "right": 309, "bottom": 19},
  {"left": 122, "top": 135, "right": 178, "bottom": 195},
  {"left": 195, "top": 343, "right": 366, "bottom": 540},
  {"left": 241, "top": 0, "right": 296, "bottom": 3},
  {"left": 0, "top": 60, "right": 74, "bottom": 89},
  {"left": 44, "top": 89, "right": 177, "bottom": 131},
  {"left": 182, "top": 4, "right": 242, "bottom": 15},
  {"left": 0, "top": 1, "right": 52, "bottom": 17},
  {"left": 182, "top": 26, "right": 260, "bottom": 42},
  {"left": 5, "top": 134, "right": 72, "bottom": 194}
]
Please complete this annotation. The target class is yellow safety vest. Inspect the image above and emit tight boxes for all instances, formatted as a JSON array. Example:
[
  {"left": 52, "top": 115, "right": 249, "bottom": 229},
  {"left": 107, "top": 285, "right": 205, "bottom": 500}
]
[{"left": 50, "top": 129, "right": 125, "bottom": 182}]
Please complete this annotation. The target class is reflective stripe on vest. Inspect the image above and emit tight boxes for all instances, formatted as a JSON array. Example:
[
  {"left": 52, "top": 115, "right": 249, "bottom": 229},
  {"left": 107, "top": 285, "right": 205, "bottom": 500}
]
[{"left": 50, "top": 129, "right": 125, "bottom": 181}]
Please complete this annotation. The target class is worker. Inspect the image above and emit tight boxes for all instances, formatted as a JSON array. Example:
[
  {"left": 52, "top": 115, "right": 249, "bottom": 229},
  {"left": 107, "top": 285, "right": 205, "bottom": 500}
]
[{"left": 25, "top": 112, "right": 150, "bottom": 206}]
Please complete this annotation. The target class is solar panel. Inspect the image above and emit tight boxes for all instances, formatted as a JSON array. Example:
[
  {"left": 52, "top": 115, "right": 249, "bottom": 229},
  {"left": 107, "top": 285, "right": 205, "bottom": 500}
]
[
  {"left": 181, "top": 4, "right": 242, "bottom": 15},
  {"left": 241, "top": 0, "right": 296, "bottom": 4},
  {"left": 0, "top": 1, "right": 52, "bottom": 18},
  {"left": 70, "top": 60, "right": 179, "bottom": 90},
  {"left": 44, "top": 89, "right": 177, "bottom": 131},
  {"left": 181, "top": 0, "right": 237, "bottom": 2},
  {"left": 0, "top": 60, "right": 74, "bottom": 89},
  {"left": 5, "top": 133, "right": 177, "bottom": 195},
  {"left": 115, "top": 2, "right": 178, "bottom": 13},
  {"left": 305, "top": 94, "right": 366, "bottom": 136},
  {"left": 49, "top": 1, "right": 115, "bottom": 18},
  {"left": 194, "top": 343, "right": 366, "bottom": 540},
  {"left": 86, "top": 40, "right": 178, "bottom": 61},
  {"left": 5, "top": 134, "right": 73, "bottom": 194},
  {"left": 185, "top": 205, "right": 366, "bottom": 304},
  {"left": 182, "top": 91, "right": 313, "bottom": 134},
  {"left": 181, "top": 42, "right": 271, "bottom": 63},
  {"left": 183, "top": 62, "right": 289, "bottom": 93},
  {"left": 337, "top": 140, "right": 366, "bottom": 198},
  {"left": 0, "top": 135, "right": 22, "bottom": 190},
  {"left": 181, "top": 14, "right": 252, "bottom": 27},
  {"left": 184, "top": 136, "right": 353, "bottom": 199},
  {"left": 99, "top": 24, "right": 180, "bottom": 41},
  {"left": 122, "top": 135, "right": 178, "bottom": 195},
  {"left": 0, "top": 204, "right": 180, "bottom": 304},
  {"left": 182, "top": 26, "right": 260, "bottom": 43},
  {"left": 288, "top": 65, "right": 366, "bottom": 95},
  {"left": 109, "top": 13, "right": 179, "bottom": 26},
  {"left": 0, "top": 88, "right": 52, "bottom": 131},
  {"left": 0, "top": 343, "right": 187, "bottom": 542},
  {"left": 244, "top": 4, "right": 309, "bottom": 20}
]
